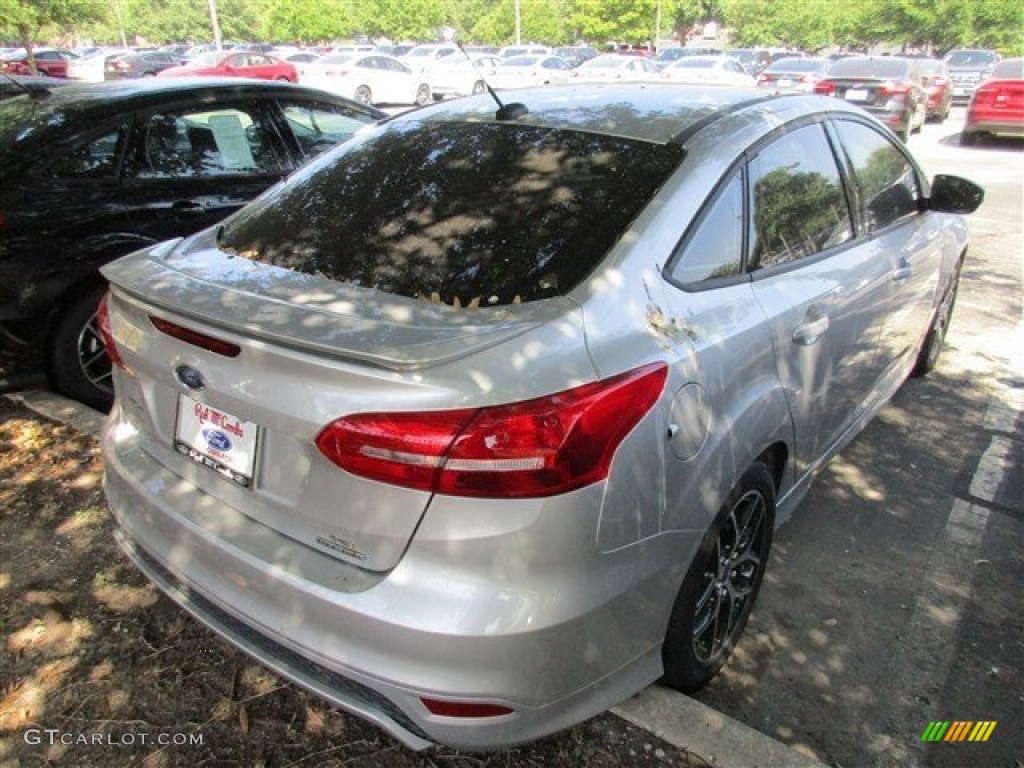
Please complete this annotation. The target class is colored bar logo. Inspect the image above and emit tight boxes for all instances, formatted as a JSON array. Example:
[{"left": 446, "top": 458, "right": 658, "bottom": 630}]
[{"left": 921, "top": 721, "right": 997, "bottom": 742}]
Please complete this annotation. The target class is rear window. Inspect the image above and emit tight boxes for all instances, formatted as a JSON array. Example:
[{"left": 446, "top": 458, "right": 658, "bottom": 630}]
[
  {"left": 219, "top": 121, "right": 683, "bottom": 306},
  {"left": 945, "top": 50, "right": 997, "bottom": 67},
  {"left": 992, "top": 59, "right": 1023, "bottom": 79},
  {"left": 828, "top": 58, "right": 912, "bottom": 79}
]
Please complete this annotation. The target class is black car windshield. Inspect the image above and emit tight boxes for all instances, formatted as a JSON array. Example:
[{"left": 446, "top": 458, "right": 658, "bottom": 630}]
[{"left": 219, "top": 121, "right": 683, "bottom": 306}]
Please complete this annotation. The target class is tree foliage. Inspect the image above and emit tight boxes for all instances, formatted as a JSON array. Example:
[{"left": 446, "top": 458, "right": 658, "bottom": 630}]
[{"left": 5, "top": 0, "right": 1020, "bottom": 55}]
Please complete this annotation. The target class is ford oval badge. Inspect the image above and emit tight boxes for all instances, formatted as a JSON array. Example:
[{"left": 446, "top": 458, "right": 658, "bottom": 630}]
[
  {"left": 202, "top": 429, "right": 232, "bottom": 452},
  {"left": 175, "top": 365, "right": 205, "bottom": 391}
]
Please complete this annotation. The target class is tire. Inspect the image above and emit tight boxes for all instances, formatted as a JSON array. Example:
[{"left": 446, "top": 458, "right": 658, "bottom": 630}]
[
  {"left": 472, "top": 80, "right": 486, "bottom": 95},
  {"left": 46, "top": 284, "right": 114, "bottom": 412},
  {"left": 354, "top": 85, "right": 372, "bottom": 105},
  {"left": 662, "top": 461, "right": 775, "bottom": 693},
  {"left": 911, "top": 259, "right": 961, "bottom": 378},
  {"left": 414, "top": 83, "right": 431, "bottom": 106}
]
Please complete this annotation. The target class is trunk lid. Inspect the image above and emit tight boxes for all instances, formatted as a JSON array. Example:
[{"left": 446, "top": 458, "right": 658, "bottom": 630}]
[{"left": 103, "top": 235, "right": 581, "bottom": 572}]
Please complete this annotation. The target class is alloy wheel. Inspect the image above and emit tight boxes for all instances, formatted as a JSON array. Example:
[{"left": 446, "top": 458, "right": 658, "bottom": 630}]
[
  {"left": 692, "top": 488, "right": 769, "bottom": 664},
  {"left": 77, "top": 310, "right": 114, "bottom": 396}
]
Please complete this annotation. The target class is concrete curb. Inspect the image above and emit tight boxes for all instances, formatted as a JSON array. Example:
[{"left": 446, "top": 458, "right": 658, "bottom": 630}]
[
  {"left": 613, "top": 687, "right": 827, "bottom": 767},
  {"left": 6, "top": 387, "right": 829, "bottom": 768}
]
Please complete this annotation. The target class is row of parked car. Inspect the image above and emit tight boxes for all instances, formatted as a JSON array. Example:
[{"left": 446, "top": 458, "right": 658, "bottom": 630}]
[{"left": 1, "top": 43, "right": 1019, "bottom": 411}]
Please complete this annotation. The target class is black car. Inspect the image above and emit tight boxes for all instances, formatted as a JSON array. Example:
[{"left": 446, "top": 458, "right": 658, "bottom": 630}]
[
  {"left": 104, "top": 50, "right": 180, "bottom": 79},
  {"left": 814, "top": 56, "right": 927, "bottom": 141},
  {"left": 0, "top": 78, "right": 383, "bottom": 410}
]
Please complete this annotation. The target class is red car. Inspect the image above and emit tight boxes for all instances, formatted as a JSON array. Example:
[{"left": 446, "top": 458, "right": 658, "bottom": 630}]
[
  {"left": 961, "top": 58, "right": 1024, "bottom": 145},
  {"left": 2, "top": 48, "right": 78, "bottom": 78},
  {"left": 159, "top": 50, "right": 297, "bottom": 82},
  {"left": 917, "top": 58, "right": 953, "bottom": 122}
]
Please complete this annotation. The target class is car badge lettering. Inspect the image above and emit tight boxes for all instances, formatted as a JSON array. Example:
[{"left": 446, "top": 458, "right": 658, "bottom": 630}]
[{"left": 175, "top": 365, "right": 205, "bottom": 391}]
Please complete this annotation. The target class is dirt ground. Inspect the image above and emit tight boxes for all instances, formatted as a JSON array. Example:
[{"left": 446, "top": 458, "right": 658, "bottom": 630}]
[{"left": 0, "top": 398, "right": 710, "bottom": 768}]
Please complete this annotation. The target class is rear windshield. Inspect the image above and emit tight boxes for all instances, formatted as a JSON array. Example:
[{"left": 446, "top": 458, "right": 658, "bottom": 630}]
[
  {"left": 219, "top": 121, "right": 683, "bottom": 306},
  {"left": 828, "top": 58, "right": 911, "bottom": 79},
  {"left": 992, "top": 59, "right": 1022, "bottom": 78},
  {"left": 766, "top": 58, "right": 827, "bottom": 74},
  {"left": 945, "top": 50, "right": 997, "bottom": 67}
]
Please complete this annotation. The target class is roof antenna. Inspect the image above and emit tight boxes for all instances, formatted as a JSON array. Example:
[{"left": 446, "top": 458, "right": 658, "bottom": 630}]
[
  {"left": 455, "top": 42, "right": 528, "bottom": 120},
  {"left": 2, "top": 73, "right": 51, "bottom": 99}
]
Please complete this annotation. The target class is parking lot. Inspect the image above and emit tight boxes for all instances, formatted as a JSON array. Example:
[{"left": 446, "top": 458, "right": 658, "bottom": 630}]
[{"left": 1, "top": 92, "right": 1020, "bottom": 767}]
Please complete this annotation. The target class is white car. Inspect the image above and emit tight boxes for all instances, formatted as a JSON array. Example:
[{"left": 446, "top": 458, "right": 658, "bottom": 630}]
[
  {"left": 283, "top": 51, "right": 322, "bottom": 79},
  {"left": 66, "top": 47, "right": 130, "bottom": 82},
  {"left": 428, "top": 54, "right": 502, "bottom": 98},
  {"left": 490, "top": 55, "right": 573, "bottom": 89},
  {"left": 302, "top": 53, "right": 432, "bottom": 106},
  {"left": 573, "top": 54, "right": 660, "bottom": 83},
  {"left": 401, "top": 43, "right": 459, "bottom": 74},
  {"left": 498, "top": 45, "right": 552, "bottom": 58},
  {"left": 662, "top": 55, "right": 756, "bottom": 86}
]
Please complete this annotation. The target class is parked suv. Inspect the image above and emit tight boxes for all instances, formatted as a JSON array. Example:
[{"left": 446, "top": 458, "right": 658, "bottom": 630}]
[
  {"left": 945, "top": 48, "right": 1000, "bottom": 102},
  {"left": 0, "top": 79, "right": 382, "bottom": 410}
]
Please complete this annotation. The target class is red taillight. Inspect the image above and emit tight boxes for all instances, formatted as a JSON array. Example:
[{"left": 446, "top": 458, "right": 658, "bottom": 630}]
[
  {"left": 316, "top": 363, "right": 668, "bottom": 499},
  {"left": 814, "top": 80, "right": 835, "bottom": 95},
  {"left": 149, "top": 315, "right": 241, "bottom": 357},
  {"left": 97, "top": 293, "right": 126, "bottom": 370},
  {"left": 420, "top": 698, "right": 514, "bottom": 718},
  {"left": 757, "top": 73, "right": 771, "bottom": 83}
]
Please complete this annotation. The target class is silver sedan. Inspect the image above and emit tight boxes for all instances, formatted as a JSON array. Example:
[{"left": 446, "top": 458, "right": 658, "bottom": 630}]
[{"left": 100, "top": 84, "right": 982, "bottom": 750}]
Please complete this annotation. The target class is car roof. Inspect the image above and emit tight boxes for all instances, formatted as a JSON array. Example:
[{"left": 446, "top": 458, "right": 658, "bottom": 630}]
[{"left": 397, "top": 83, "right": 778, "bottom": 145}]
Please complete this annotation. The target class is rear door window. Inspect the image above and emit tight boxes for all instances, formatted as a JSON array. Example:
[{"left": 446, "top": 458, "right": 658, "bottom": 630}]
[
  {"left": 220, "top": 121, "right": 683, "bottom": 306},
  {"left": 747, "top": 123, "right": 853, "bottom": 271},
  {"left": 126, "top": 105, "right": 284, "bottom": 178}
]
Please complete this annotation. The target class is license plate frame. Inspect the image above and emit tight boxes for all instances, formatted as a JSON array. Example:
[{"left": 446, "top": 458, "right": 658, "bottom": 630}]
[
  {"left": 174, "top": 395, "right": 259, "bottom": 488},
  {"left": 844, "top": 88, "right": 870, "bottom": 102}
]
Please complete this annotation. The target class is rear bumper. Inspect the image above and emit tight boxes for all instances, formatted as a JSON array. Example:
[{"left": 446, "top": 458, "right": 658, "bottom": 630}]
[
  {"left": 101, "top": 406, "right": 685, "bottom": 749},
  {"left": 964, "top": 116, "right": 1024, "bottom": 138}
]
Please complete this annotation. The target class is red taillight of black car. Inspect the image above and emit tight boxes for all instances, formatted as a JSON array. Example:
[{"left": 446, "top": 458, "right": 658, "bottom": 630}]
[{"left": 316, "top": 362, "right": 668, "bottom": 499}]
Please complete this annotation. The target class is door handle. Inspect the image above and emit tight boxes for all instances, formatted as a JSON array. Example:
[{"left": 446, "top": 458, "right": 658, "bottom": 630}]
[
  {"left": 171, "top": 200, "right": 206, "bottom": 217},
  {"left": 793, "top": 312, "right": 830, "bottom": 346},
  {"left": 893, "top": 260, "right": 913, "bottom": 281}
]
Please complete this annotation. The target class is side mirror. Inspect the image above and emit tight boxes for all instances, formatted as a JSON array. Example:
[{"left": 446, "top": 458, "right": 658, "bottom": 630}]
[{"left": 930, "top": 174, "right": 984, "bottom": 214}]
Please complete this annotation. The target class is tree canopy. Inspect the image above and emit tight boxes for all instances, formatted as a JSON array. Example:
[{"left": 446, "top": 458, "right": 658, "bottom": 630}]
[{"left": 2, "top": 0, "right": 1020, "bottom": 55}]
